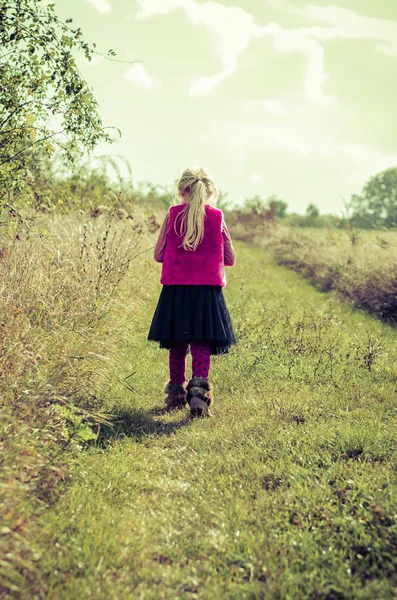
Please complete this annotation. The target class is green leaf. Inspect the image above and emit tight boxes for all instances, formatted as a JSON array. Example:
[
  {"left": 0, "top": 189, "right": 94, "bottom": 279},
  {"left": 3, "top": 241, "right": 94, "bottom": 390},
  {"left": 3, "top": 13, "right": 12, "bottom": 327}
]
[{"left": 76, "top": 426, "right": 97, "bottom": 441}]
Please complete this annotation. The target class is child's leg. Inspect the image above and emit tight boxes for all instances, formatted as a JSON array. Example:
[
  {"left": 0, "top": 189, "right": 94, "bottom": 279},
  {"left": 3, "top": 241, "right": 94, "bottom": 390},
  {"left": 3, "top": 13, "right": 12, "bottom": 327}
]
[
  {"left": 190, "top": 341, "right": 211, "bottom": 379},
  {"left": 186, "top": 342, "right": 213, "bottom": 418},
  {"left": 169, "top": 341, "right": 189, "bottom": 384}
]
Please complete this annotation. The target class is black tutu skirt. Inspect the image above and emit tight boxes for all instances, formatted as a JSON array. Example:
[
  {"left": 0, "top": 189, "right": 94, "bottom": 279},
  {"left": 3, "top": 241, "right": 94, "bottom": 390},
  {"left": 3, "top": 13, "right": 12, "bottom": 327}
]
[{"left": 148, "top": 285, "right": 237, "bottom": 355}]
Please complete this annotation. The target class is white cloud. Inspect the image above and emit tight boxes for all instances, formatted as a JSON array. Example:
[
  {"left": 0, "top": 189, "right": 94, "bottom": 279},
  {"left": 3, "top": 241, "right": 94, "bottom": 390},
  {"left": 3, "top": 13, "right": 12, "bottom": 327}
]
[
  {"left": 250, "top": 172, "right": 263, "bottom": 183},
  {"left": 135, "top": 0, "right": 397, "bottom": 105},
  {"left": 257, "top": 22, "right": 335, "bottom": 105},
  {"left": 135, "top": 0, "right": 178, "bottom": 19},
  {"left": 271, "top": 3, "right": 397, "bottom": 57},
  {"left": 377, "top": 44, "right": 397, "bottom": 57},
  {"left": 211, "top": 119, "right": 397, "bottom": 187},
  {"left": 307, "top": 3, "right": 397, "bottom": 44},
  {"left": 123, "top": 63, "right": 161, "bottom": 88},
  {"left": 263, "top": 99, "right": 288, "bottom": 115},
  {"left": 135, "top": 0, "right": 336, "bottom": 104},
  {"left": 86, "top": 0, "right": 111, "bottom": 14},
  {"left": 342, "top": 144, "right": 397, "bottom": 185},
  {"left": 191, "top": 68, "right": 235, "bottom": 96},
  {"left": 136, "top": 0, "right": 264, "bottom": 96},
  {"left": 263, "top": 5, "right": 397, "bottom": 102},
  {"left": 242, "top": 98, "right": 288, "bottom": 115}
]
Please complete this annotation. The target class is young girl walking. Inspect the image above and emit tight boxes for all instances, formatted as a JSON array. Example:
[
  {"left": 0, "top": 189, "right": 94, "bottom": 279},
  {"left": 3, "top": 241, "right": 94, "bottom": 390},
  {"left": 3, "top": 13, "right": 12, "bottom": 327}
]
[{"left": 148, "top": 166, "right": 237, "bottom": 418}]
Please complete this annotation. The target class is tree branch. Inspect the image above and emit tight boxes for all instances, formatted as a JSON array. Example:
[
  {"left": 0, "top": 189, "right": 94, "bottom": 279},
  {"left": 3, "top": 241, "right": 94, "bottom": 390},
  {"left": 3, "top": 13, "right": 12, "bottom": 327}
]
[
  {"left": 92, "top": 51, "right": 143, "bottom": 66},
  {"left": 1, "top": 201, "right": 25, "bottom": 222},
  {"left": 0, "top": 129, "right": 66, "bottom": 166}
]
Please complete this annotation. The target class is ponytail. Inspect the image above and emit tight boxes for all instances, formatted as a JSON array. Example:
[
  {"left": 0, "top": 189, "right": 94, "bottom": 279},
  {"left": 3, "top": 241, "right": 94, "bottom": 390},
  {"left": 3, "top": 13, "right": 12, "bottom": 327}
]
[{"left": 174, "top": 167, "right": 217, "bottom": 251}]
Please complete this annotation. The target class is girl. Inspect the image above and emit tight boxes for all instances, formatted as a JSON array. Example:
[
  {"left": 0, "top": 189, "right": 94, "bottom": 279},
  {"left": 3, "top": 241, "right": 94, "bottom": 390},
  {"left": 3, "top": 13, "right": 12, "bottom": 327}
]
[{"left": 148, "top": 166, "right": 237, "bottom": 418}]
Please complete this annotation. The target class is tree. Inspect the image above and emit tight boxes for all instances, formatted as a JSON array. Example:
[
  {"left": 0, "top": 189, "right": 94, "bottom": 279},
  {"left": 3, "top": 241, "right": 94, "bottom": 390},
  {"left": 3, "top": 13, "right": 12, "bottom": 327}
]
[
  {"left": 267, "top": 193, "right": 288, "bottom": 219},
  {"left": 351, "top": 166, "right": 397, "bottom": 227},
  {"left": 306, "top": 203, "right": 320, "bottom": 219},
  {"left": 214, "top": 190, "right": 231, "bottom": 212},
  {"left": 242, "top": 194, "right": 267, "bottom": 215},
  {"left": 0, "top": 0, "right": 121, "bottom": 208},
  {"left": 241, "top": 193, "right": 288, "bottom": 218}
]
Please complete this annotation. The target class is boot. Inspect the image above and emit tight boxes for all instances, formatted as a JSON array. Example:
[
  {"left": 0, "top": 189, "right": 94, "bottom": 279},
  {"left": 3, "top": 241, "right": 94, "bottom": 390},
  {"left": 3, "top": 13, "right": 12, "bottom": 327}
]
[
  {"left": 164, "top": 382, "right": 187, "bottom": 411},
  {"left": 186, "top": 377, "right": 213, "bottom": 418}
]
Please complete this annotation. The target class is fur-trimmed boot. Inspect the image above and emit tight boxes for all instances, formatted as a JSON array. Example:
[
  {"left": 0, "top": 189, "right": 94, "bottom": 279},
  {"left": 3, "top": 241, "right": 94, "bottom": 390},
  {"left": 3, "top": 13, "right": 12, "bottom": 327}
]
[
  {"left": 186, "top": 377, "right": 213, "bottom": 418},
  {"left": 164, "top": 382, "right": 187, "bottom": 411}
]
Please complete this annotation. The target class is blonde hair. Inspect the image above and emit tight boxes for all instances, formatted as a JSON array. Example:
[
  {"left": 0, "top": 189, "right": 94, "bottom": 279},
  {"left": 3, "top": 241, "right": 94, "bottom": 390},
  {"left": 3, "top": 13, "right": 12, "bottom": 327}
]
[{"left": 174, "top": 166, "right": 218, "bottom": 251}]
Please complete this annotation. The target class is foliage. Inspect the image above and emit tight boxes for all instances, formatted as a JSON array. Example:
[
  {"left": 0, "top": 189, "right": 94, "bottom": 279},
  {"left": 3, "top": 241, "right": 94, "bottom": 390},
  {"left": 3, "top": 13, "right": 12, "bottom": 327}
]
[
  {"left": 214, "top": 189, "right": 231, "bottom": 212},
  {"left": 0, "top": 210, "right": 158, "bottom": 594},
  {"left": 306, "top": 203, "right": 320, "bottom": 218},
  {"left": 137, "top": 180, "right": 174, "bottom": 209},
  {"left": 268, "top": 193, "right": 288, "bottom": 218},
  {"left": 224, "top": 165, "right": 397, "bottom": 230},
  {"left": 0, "top": 152, "right": 172, "bottom": 243},
  {"left": 351, "top": 167, "right": 397, "bottom": 228},
  {"left": 306, "top": 202, "right": 320, "bottom": 221},
  {"left": 240, "top": 193, "right": 288, "bottom": 219},
  {"left": 241, "top": 194, "right": 267, "bottom": 214},
  {"left": 284, "top": 212, "right": 345, "bottom": 228},
  {"left": 0, "top": 0, "right": 115, "bottom": 208},
  {"left": 251, "top": 226, "right": 397, "bottom": 322}
]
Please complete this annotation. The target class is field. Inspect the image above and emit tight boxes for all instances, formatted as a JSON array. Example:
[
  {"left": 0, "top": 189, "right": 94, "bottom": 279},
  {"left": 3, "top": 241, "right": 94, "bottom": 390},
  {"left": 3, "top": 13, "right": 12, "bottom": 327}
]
[
  {"left": 229, "top": 220, "right": 397, "bottom": 322},
  {"left": 2, "top": 215, "right": 397, "bottom": 599}
]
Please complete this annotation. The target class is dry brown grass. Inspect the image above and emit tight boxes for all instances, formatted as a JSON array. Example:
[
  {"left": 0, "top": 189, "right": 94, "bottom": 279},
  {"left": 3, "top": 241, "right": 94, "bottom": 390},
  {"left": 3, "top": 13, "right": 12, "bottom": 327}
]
[
  {"left": 0, "top": 209, "right": 159, "bottom": 594},
  {"left": 229, "top": 219, "right": 397, "bottom": 322}
]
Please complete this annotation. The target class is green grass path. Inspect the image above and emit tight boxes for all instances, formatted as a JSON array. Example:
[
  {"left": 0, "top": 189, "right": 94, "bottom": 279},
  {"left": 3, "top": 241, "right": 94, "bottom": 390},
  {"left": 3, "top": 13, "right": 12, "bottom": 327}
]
[{"left": 36, "top": 243, "right": 397, "bottom": 600}]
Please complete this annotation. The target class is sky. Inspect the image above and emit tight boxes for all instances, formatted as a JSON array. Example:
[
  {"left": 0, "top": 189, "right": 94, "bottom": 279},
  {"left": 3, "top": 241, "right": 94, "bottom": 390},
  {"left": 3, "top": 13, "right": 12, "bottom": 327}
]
[{"left": 53, "top": 0, "right": 397, "bottom": 214}]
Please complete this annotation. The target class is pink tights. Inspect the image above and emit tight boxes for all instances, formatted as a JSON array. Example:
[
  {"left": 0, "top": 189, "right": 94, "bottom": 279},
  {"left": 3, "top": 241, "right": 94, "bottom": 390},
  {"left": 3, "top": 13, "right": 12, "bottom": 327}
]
[{"left": 169, "top": 341, "right": 211, "bottom": 384}]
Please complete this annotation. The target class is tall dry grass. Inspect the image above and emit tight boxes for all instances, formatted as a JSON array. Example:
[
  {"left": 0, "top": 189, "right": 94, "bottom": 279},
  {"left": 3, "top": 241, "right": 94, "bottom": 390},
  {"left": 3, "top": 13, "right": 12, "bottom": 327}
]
[
  {"left": 229, "top": 220, "right": 397, "bottom": 322},
  {"left": 0, "top": 209, "right": 159, "bottom": 593}
]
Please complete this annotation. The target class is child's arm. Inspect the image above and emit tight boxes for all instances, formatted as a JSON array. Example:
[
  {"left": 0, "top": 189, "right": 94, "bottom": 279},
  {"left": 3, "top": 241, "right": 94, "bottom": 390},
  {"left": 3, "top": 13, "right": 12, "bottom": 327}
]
[
  {"left": 222, "top": 219, "right": 236, "bottom": 266},
  {"left": 154, "top": 212, "right": 170, "bottom": 262}
]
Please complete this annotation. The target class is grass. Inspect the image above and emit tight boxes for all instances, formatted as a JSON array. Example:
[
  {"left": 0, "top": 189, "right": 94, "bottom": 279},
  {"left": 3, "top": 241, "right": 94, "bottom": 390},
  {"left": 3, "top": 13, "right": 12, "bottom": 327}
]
[
  {"left": 0, "top": 210, "right": 158, "bottom": 597},
  {"left": 247, "top": 225, "right": 397, "bottom": 322},
  {"left": 8, "top": 241, "right": 396, "bottom": 600}
]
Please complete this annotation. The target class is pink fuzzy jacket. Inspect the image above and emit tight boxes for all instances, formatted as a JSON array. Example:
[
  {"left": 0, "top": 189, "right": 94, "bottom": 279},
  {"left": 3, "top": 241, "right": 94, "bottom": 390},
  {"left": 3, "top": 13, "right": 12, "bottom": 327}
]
[{"left": 154, "top": 203, "right": 236, "bottom": 287}]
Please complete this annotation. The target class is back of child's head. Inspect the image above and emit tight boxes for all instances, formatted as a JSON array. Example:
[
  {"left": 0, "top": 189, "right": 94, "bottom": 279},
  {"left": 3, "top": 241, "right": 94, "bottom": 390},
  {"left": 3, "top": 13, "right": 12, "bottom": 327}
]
[{"left": 174, "top": 166, "right": 218, "bottom": 251}]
